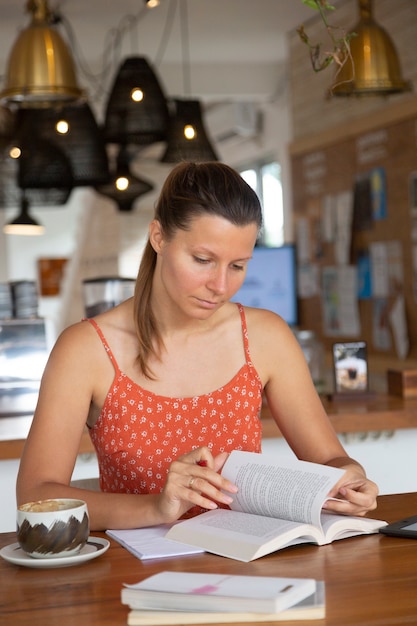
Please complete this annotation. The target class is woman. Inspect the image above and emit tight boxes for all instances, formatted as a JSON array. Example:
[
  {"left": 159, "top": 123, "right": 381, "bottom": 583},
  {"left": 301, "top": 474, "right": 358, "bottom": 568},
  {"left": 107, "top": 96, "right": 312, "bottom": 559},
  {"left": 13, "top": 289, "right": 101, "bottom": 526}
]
[{"left": 17, "top": 161, "right": 378, "bottom": 530}]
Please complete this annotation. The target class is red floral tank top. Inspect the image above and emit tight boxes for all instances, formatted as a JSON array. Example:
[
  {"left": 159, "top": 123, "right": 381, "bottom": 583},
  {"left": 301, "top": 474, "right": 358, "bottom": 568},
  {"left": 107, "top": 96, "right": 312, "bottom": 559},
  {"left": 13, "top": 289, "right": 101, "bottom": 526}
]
[{"left": 87, "top": 304, "right": 263, "bottom": 496}]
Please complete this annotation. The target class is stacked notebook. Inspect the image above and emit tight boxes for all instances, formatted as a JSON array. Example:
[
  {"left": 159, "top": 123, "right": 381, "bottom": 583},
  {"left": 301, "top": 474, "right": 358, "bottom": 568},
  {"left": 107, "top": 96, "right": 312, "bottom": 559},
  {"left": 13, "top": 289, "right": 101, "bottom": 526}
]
[{"left": 121, "top": 571, "right": 325, "bottom": 625}]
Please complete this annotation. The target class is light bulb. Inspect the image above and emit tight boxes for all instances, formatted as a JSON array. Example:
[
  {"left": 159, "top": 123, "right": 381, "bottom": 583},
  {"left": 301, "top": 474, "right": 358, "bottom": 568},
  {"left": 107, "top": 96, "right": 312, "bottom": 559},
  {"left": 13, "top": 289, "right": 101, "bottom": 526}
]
[
  {"left": 3, "top": 222, "right": 45, "bottom": 236},
  {"left": 131, "top": 88, "right": 144, "bottom": 102},
  {"left": 184, "top": 124, "right": 196, "bottom": 140},
  {"left": 9, "top": 145, "right": 21, "bottom": 159},
  {"left": 56, "top": 119, "right": 70, "bottom": 134},
  {"left": 116, "top": 176, "right": 129, "bottom": 191}
]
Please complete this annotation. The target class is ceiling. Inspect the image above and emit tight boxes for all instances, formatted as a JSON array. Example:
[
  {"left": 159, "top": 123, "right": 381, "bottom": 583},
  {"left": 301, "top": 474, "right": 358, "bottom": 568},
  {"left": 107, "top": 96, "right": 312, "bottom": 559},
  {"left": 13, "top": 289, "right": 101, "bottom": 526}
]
[{"left": 0, "top": 0, "right": 317, "bottom": 107}]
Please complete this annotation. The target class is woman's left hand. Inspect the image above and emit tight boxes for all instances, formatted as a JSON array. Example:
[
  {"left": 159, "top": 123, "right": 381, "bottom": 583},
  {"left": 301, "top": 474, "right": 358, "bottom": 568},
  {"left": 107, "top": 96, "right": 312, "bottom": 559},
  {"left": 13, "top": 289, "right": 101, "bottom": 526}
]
[{"left": 322, "top": 467, "right": 379, "bottom": 517}]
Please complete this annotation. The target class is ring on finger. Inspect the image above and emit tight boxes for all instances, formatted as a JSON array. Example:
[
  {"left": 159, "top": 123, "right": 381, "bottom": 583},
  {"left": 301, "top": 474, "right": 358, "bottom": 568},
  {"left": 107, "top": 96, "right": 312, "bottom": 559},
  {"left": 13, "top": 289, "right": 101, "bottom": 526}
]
[{"left": 188, "top": 476, "right": 195, "bottom": 489}]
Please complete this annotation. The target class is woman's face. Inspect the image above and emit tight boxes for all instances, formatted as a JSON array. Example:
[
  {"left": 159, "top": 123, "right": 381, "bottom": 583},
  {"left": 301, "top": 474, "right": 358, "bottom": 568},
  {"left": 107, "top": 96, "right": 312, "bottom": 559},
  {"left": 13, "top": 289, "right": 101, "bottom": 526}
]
[{"left": 150, "top": 213, "right": 258, "bottom": 319}]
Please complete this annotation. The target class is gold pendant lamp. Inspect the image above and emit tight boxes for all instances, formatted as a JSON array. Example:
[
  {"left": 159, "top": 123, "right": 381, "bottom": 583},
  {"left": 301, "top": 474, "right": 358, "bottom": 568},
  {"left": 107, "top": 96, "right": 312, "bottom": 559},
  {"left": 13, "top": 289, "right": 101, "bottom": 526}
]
[
  {"left": 0, "top": 0, "right": 83, "bottom": 106},
  {"left": 332, "top": 0, "right": 411, "bottom": 96}
]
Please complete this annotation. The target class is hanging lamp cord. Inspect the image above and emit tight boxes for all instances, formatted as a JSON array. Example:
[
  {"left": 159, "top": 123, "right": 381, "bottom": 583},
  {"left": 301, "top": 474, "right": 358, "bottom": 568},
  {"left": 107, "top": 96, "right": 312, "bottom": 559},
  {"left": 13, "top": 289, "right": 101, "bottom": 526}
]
[{"left": 179, "top": 0, "right": 191, "bottom": 97}]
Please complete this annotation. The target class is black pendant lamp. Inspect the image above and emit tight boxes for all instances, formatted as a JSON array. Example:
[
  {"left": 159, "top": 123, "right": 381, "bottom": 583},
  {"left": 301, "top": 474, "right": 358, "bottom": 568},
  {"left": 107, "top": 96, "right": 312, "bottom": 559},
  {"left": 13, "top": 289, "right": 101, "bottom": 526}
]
[
  {"left": 160, "top": 99, "right": 218, "bottom": 163},
  {"left": 15, "top": 103, "right": 109, "bottom": 186},
  {"left": 0, "top": 137, "right": 73, "bottom": 209},
  {"left": 17, "top": 138, "right": 73, "bottom": 191},
  {"left": 160, "top": 0, "right": 218, "bottom": 163},
  {"left": 95, "top": 146, "right": 154, "bottom": 212},
  {"left": 103, "top": 56, "right": 169, "bottom": 146},
  {"left": 3, "top": 194, "right": 45, "bottom": 236},
  {"left": 0, "top": 0, "right": 83, "bottom": 106}
]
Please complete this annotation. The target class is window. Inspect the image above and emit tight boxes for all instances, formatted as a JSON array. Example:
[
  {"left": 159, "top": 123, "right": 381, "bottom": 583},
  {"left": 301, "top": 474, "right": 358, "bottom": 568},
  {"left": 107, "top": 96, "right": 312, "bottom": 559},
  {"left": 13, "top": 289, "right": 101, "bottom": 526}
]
[{"left": 239, "top": 160, "right": 283, "bottom": 247}]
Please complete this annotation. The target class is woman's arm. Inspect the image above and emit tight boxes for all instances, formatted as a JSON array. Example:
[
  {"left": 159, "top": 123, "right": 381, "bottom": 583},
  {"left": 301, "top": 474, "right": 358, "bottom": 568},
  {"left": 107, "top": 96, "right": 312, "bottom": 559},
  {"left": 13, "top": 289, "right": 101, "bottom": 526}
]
[
  {"left": 16, "top": 323, "right": 236, "bottom": 530},
  {"left": 247, "top": 309, "right": 379, "bottom": 515}
]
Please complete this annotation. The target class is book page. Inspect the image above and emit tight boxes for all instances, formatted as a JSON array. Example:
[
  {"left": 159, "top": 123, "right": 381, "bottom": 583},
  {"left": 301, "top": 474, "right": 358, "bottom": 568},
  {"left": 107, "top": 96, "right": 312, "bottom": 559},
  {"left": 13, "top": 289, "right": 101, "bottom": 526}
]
[
  {"left": 222, "top": 451, "right": 344, "bottom": 528},
  {"left": 319, "top": 511, "right": 387, "bottom": 541},
  {"left": 166, "top": 508, "right": 323, "bottom": 561},
  {"left": 196, "top": 509, "right": 313, "bottom": 540}
]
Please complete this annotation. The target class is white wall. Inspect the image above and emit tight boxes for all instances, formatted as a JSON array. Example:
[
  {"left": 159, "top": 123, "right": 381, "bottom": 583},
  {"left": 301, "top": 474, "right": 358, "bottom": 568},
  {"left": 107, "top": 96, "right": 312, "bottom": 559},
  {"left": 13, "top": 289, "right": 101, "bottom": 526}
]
[
  {"left": 215, "top": 95, "right": 295, "bottom": 242},
  {"left": 263, "top": 430, "right": 417, "bottom": 496}
]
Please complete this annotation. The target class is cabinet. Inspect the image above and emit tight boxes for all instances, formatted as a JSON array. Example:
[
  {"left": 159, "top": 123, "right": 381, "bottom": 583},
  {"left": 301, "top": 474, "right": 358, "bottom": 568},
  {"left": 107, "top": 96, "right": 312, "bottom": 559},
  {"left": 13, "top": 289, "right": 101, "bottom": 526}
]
[{"left": 0, "top": 318, "right": 52, "bottom": 417}]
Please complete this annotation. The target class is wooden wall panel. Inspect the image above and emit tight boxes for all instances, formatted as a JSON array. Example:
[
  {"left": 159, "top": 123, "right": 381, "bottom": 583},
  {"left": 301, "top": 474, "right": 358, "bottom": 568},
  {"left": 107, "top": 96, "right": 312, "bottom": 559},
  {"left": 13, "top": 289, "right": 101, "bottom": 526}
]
[{"left": 291, "top": 115, "right": 417, "bottom": 359}]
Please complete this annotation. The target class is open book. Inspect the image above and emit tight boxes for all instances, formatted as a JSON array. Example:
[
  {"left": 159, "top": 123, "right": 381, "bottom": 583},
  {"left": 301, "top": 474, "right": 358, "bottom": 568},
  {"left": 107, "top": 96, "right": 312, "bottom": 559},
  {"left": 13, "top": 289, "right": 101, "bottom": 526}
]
[
  {"left": 125, "top": 582, "right": 325, "bottom": 625},
  {"left": 165, "top": 450, "right": 387, "bottom": 562},
  {"left": 121, "top": 571, "right": 319, "bottom": 614}
]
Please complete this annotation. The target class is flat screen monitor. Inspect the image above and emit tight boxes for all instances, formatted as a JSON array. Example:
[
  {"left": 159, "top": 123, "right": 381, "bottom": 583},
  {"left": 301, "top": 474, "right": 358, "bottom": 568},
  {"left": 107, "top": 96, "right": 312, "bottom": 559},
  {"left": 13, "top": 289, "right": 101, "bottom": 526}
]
[{"left": 231, "top": 245, "right": 298, "bottom": 326}]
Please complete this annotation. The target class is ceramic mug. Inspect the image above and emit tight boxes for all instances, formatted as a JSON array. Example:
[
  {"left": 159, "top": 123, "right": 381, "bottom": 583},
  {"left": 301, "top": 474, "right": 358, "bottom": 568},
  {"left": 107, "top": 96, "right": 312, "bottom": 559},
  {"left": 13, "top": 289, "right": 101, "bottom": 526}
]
[{"left": 17, "top": 498, "right": 89, "bottom": 558}]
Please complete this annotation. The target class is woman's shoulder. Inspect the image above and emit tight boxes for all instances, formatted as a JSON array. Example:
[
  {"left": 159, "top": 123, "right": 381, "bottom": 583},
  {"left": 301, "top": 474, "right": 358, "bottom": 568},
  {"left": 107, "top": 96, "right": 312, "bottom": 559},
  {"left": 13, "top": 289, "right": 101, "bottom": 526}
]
[
  {"left": 50, "top": 319, "right": 101, "bottom": 362},
  {"left": 60, "top": 300, "right": 134, "bottom": 339},
  {"left": 240, "top": 305, "right": 299, "bottom": 359},
  {"left": 240, "top": 304, "right": 292, "bottom": 333}
]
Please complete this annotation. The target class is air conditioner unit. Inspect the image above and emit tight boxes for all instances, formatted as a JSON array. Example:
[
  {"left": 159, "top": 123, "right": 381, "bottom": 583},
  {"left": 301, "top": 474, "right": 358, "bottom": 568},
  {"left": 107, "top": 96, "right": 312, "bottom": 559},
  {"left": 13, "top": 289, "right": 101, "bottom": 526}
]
[{"left": 206, "top": 102, "right": 261, "bottom": 143}]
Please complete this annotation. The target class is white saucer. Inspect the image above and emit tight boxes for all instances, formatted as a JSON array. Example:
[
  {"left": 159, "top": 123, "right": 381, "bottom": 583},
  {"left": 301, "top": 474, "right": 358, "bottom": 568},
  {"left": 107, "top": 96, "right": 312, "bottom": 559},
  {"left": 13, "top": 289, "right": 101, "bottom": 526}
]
[{"left": 0, "top": 536, "right": 110, "bottom": 569}]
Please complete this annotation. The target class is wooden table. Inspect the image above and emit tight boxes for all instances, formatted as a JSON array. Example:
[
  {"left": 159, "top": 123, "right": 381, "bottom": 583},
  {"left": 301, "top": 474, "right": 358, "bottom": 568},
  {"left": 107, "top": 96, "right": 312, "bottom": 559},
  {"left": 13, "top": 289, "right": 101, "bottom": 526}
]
[{"left": 1, "top": 492, "right": 417, "bottom": 625}]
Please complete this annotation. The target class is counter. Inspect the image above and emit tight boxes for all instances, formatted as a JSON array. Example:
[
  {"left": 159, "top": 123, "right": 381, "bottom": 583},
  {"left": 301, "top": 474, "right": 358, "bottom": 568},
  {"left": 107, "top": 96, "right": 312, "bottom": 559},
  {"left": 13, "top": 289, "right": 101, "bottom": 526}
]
[
  {"left": 0, "top": 415, "right": 94, "bottom": 460},
  {"left": 262, "top": 393, "right": 417, "bottom": 437},
  {"left": 2, "top": 392, "right": 417, "bottom": 460}
]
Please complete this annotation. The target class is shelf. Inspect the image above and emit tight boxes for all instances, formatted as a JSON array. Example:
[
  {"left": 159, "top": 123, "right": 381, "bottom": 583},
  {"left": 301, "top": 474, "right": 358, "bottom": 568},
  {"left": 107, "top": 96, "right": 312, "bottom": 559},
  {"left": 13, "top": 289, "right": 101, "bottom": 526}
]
[
  {"left": 2, "top": 392, "right": 417, "bottom": 460},
  {"left": 262, "top": 394, "right": 417, "bottom": 438}
]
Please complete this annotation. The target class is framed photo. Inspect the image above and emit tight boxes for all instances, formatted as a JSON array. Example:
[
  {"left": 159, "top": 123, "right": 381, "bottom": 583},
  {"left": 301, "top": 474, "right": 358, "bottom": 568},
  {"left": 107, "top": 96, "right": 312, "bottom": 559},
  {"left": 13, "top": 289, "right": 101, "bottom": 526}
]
[
  {"left": 38, "top": 258, "right": 68, "bottom": 296},
  {"left": 332, "top": 341, "right": 369, "bottom": 395}
]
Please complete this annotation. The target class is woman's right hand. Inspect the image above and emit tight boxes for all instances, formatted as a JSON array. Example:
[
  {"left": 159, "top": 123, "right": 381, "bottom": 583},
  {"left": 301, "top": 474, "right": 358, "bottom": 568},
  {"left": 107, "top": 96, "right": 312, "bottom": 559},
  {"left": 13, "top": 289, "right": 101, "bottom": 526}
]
[{"left": 156, "top": 447, "right": 238, "bottom": 522}]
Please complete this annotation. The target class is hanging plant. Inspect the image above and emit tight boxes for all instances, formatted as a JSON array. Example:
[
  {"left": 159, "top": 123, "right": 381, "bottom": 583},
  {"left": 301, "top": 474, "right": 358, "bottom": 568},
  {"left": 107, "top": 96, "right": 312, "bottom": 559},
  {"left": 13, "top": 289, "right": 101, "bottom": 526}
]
[{"left": 297, "top": 0, "right": 356, "bottom": 91}]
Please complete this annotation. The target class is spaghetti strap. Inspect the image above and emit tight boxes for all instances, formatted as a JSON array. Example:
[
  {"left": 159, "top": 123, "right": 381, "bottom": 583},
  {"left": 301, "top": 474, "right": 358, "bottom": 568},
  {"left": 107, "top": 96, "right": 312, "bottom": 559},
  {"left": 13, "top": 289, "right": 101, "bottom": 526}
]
[
  {"left": 236, "top": 303, "right": 252, "bottom": 365},
  {"left": 83, "top": 318, "right": 121, "bottom": 373}
]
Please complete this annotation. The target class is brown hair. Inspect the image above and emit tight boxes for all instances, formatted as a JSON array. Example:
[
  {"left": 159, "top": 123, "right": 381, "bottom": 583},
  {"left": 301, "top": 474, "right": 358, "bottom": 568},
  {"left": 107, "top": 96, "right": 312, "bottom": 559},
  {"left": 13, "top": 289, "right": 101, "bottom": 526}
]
[{"left": 133, "top": 161, "right": 263, "bottom": 377}]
